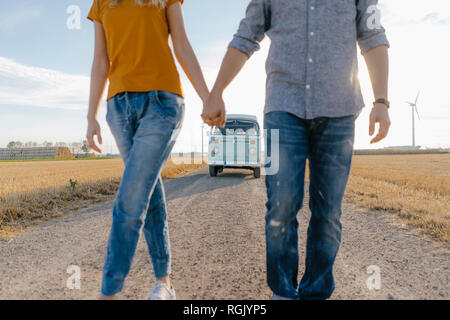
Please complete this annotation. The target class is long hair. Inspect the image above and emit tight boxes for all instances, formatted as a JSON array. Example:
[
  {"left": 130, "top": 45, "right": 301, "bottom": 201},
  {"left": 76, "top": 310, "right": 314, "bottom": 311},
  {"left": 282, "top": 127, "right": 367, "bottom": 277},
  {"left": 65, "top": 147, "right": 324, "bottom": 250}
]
[{"left": 110, "top": 0, "right": 168, "bottom": 8}]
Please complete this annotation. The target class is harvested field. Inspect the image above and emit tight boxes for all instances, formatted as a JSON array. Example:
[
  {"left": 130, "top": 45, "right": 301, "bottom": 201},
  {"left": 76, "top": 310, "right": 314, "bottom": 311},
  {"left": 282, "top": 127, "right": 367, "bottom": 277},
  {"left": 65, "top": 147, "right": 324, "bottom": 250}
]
[
  {"left": 1, "top": 153, "right": 449, "bottom": 243},
  {"left": 0, "top": 157, "right": 205, "bottom": 237},
  {"left": 345, "top": 154, "right": 450, "bottom": 242}
]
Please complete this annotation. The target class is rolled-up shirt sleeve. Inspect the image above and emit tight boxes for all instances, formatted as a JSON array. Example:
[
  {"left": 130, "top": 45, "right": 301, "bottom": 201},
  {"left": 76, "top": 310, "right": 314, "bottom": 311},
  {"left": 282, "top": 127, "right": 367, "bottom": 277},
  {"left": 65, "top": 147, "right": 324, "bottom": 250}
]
[
  {"left": 87, "top": 0, "right": 102, "bottom": 23},
  {"left": 229, "top": 0, "right": 270, "bottom": 58},
  {"left": 356, "top": 0, "right": 390, "bottom": 54}
]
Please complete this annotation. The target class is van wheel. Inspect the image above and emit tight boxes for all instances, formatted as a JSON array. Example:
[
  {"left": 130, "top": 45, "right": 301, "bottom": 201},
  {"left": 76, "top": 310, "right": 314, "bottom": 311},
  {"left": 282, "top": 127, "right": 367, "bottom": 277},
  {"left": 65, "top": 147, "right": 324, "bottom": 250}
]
[
  {"left": 209, "top": 166, "right": 218, "bottom": 177},
  {"left": 253, "top": 167, "right": 261, "bottom": 179}
]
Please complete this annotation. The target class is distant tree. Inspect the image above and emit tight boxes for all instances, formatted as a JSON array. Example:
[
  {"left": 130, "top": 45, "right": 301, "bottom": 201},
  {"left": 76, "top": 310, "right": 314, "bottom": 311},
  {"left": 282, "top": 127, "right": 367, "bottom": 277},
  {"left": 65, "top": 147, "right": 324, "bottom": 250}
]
[
  {"left": 7, "top": 141, "right": 15, "bottom": 149},
  {"left": 55, "top": 142, "right": 67, "bottom": 147},
  {"left": 70, "top": 142, "right": 82, "bottom": 154},
  {"left": 81, "top": 140, "right": 91, "bottom": 153},
  {"left": 43, "top": 141, "right": 53, "bottom": 148},
  {"left": 24, "top": 141, "right": 35, "bottom": 148},
  {"left": 14, "top": 141, "right": 23, "bottom": 148}
]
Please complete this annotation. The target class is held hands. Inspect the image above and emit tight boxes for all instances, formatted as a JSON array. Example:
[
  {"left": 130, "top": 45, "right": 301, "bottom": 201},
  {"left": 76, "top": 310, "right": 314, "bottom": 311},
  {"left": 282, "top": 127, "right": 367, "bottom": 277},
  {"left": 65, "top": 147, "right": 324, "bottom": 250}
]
[
  {"left": 201, "top": 90, "right": 226, "bottom": 128},
  {"left": 86, "top": 118, "right": 103, "bottom": 153},
  {"left": 369, "top": 103, "right": 391, "bottom": 144}
]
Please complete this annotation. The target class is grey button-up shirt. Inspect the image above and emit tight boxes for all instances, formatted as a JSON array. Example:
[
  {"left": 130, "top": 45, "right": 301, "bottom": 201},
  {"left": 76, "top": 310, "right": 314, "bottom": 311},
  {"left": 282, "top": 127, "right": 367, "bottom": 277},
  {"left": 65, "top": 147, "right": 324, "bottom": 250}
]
[{"left": 229, "top": 0, "right": 390, "bottom": 119}]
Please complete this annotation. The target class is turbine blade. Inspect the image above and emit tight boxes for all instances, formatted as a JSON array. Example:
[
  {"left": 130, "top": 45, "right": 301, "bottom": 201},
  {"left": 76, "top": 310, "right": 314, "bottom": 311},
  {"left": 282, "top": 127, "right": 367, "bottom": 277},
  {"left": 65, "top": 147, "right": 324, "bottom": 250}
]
[
  {"left": 415, "top": 90, "right": 421, "bottom": 105},
  {"left": 415, "top": 106, "right": 420, "bottom": 120}
]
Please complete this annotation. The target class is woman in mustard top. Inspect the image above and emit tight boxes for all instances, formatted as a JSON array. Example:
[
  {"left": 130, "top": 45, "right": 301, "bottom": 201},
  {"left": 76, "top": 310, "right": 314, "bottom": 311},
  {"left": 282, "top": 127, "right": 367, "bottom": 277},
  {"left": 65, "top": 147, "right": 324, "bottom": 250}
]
[{"left": 86, "top": 0, "right": 209, "bottom": 300}]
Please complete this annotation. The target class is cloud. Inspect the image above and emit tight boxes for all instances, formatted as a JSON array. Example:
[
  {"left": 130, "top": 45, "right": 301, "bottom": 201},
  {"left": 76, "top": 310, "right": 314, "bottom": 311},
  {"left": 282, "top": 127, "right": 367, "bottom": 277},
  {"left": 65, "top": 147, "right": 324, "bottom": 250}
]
[
  {"left": 0, "top": 2, "right": 43, "bottom": 31},
  {"left": 0, "top": 56, "right": 90, "bottom": 110},
  {"left": 381, "top": 0, "right": 450, "bottom": 27},
  {"left": 421, "top": 13, "right": 450, "bottom": 25}
]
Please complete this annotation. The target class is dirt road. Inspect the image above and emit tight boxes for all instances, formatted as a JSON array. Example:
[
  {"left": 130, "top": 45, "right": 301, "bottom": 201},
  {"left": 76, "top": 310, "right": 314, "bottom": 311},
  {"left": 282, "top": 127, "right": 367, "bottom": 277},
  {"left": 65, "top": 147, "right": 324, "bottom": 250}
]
[{"left": 0, "top": 168, "right": 448, "bottom": 300}]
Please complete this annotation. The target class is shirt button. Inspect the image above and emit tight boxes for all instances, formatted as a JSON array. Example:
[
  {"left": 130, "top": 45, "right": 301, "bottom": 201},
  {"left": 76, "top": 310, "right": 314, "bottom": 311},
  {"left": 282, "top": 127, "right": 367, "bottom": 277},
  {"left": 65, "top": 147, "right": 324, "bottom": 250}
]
[
  {"left": 310, "top": 31, "right": 314, "bottom": 36},
  {"left": 308, "top": 58, "right": 313, "bottom": 63},
  {"left": 310, "top": 6, "right": 315, "bottom": 10},
  {"left": 306, "top": 84, "right": 311, "bottom": 89}
]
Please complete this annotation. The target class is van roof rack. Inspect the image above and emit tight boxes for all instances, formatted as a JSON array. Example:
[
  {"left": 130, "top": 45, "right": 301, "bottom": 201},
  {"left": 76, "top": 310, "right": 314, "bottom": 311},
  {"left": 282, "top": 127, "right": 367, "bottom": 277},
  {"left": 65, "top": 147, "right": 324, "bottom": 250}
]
[{"left": 226, "top": 114, "right": 258, "bottom": 122}]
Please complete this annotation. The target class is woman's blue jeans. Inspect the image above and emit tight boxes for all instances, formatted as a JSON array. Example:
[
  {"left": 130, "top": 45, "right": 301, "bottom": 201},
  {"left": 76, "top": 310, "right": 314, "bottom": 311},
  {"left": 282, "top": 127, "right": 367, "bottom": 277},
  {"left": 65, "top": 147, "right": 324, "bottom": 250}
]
[
  {"left": 101, "top": 91, "right": 184, "bottom": 296},
  {"left": 264, "top": 111, "right": 356, "bottom": 300}
]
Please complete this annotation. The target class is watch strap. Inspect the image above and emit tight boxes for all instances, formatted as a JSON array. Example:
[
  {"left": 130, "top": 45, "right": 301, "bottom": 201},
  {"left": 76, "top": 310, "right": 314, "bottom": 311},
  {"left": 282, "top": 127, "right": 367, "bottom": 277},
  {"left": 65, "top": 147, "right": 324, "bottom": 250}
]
[{"left": 374, "top": 98, "right": 390, "bottom": 109}]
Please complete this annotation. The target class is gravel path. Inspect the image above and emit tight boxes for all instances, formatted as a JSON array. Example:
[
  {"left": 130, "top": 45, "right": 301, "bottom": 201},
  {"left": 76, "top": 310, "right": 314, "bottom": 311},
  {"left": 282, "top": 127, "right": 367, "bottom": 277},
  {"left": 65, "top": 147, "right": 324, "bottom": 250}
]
[{"left": 0, "top": 167, "right": 448, "bottom": 300}]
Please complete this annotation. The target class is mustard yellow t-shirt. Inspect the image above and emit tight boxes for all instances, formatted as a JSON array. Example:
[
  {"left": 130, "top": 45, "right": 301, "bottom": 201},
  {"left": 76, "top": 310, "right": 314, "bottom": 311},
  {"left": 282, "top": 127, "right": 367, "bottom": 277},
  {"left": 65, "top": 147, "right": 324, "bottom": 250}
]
[{"left": 87, "top": 0, "right": 184, "bottom": 100}]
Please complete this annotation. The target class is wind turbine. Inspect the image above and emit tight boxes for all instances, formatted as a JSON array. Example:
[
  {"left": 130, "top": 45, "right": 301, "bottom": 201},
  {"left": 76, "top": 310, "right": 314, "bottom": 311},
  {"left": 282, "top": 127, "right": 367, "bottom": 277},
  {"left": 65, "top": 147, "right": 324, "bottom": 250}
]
[{"left": 406, "top": 90, "right": 421, "bottom": 148}]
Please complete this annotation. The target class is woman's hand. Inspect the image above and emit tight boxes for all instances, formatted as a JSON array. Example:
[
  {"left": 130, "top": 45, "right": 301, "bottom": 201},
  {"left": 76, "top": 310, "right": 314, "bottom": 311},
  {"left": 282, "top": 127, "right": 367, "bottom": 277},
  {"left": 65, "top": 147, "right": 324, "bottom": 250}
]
[
  {"left": 202, "top": 90, "right": 226, "bottom": 128},
  {"left": 86, "top": 118, "right": 103, "bottom": 153},
  {"left": 86, "top": 21, "right": 109, "bottom": 154}
]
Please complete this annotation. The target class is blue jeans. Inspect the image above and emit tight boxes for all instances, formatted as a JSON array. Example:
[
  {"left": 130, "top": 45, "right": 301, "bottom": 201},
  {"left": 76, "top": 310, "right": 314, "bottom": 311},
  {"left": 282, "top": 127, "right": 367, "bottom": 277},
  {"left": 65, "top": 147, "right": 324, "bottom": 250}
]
[
  {"left": 264, "top": 111, "right": 355, "bottom": 300},
  {"left": 102, "top": 91, "right": 184, "bottom": 296}
]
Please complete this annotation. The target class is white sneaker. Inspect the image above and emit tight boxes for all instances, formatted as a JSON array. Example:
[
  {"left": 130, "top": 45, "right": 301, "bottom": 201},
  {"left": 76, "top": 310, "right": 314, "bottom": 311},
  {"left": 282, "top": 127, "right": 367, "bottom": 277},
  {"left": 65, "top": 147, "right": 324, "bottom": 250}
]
[{"left": 145, "top": 281, "right": 176, "bottom": 300}]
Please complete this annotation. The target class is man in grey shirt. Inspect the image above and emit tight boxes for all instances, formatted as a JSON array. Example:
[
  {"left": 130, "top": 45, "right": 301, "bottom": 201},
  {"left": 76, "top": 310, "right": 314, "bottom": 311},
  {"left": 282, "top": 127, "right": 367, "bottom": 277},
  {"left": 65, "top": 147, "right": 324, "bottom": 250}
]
[{"left": 203, "top": 0, "right": 391, "bottom": 299}]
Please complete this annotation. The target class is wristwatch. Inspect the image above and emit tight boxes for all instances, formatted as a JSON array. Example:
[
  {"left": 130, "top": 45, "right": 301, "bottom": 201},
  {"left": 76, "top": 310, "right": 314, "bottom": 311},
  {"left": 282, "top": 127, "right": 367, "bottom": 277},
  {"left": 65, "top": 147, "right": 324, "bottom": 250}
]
[{"left": 373, "top": 98, "right": 390, "bottom": 109}]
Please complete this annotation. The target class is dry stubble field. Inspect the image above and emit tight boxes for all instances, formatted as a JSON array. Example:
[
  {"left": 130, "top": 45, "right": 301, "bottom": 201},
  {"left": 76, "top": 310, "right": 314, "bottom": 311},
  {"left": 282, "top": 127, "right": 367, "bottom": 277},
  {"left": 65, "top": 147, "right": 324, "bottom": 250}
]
[
  {"left": 345, "top": 154, "right": 450, "bottom": 242},
  {"left": 0, "top": 154, "right": 449, "bottom": 242},
  {"left": 0, "top": 157, "right": 205, "bottom": 237}
]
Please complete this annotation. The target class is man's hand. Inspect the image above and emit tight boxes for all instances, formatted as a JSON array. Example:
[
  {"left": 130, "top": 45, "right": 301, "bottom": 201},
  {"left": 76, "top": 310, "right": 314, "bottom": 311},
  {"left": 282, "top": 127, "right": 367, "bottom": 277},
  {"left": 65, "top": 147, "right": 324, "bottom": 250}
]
[
  {"left": 202, "top": 90, "right": 226, "bottom": 128},
  {"left": 369, "top": 104, "right": 391, "bottom": 144},
  {"left": 86, "top": 118, "right": 103, "bottom": 153}
]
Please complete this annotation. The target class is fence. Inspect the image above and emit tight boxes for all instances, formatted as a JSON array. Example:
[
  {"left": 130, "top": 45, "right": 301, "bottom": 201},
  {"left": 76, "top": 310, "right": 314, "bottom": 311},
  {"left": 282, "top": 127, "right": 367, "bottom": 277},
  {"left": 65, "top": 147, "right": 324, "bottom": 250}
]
[{"left": 0, "top": 147, "right": 73, "bottom": 160}]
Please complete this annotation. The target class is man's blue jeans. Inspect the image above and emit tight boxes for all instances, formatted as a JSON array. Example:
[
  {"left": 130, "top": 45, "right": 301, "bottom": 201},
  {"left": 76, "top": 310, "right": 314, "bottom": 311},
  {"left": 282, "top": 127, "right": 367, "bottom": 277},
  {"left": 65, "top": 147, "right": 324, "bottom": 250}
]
[
  {"left": 264, "top": 111, "right": 356, "bottom": 300},
  {"left": 102, "top": 91, "right": 184, "bottom": 296}
]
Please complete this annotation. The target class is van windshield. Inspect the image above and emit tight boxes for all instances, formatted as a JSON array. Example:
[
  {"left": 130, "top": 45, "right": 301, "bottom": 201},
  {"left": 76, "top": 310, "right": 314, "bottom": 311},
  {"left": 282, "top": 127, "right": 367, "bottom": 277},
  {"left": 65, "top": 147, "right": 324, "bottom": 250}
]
[{"left": 212, "top": 120, "right": 259, "bottom": 136}]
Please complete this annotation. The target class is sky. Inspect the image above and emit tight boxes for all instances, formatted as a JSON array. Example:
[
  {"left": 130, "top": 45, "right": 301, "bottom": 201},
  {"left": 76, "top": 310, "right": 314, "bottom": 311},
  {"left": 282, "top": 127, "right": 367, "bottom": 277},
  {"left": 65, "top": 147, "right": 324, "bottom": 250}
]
[{"left": 0, "top": 0, "right": 449, "bottom": 153}]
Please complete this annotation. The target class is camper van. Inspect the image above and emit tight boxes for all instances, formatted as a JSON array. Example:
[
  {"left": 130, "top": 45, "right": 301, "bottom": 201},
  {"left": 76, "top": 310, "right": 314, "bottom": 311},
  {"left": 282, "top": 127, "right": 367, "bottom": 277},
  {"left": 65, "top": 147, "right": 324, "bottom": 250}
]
[{"left": 208, "top": 114, "right": 261, "bottom": 178}]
